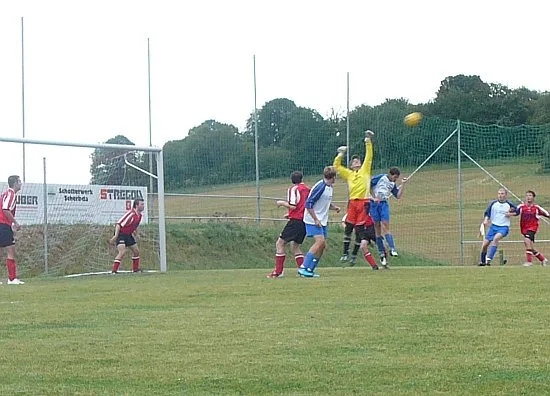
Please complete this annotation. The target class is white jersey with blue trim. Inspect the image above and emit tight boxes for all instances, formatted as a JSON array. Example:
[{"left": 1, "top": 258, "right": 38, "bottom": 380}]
[
  {"left": 484, "top": 199, "right": 517, "bottom": 227},
  {"left": 303, "top": 179, "right": 334, "bottom": 226},
  {"left": 370, "top": 174, "right": 399, "bottom": 201}
]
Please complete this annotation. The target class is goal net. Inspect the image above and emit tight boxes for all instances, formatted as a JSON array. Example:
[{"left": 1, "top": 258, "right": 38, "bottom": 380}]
[{"left": 0, "top": 137, "right": 166, "bottom": 278}]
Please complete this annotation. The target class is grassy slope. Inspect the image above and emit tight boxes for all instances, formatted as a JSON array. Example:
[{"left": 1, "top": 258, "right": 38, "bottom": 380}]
[{"left": 161, "top": 161, "right": 550, "bottom": 267}]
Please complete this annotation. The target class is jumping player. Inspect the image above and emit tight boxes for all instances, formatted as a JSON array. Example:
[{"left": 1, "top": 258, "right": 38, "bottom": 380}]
[
  {"left": 333, "top": 130, "right": 374, "bottom": 263},
  {"left": 370, "top": 167, "right": 408, "bottom": 266}
]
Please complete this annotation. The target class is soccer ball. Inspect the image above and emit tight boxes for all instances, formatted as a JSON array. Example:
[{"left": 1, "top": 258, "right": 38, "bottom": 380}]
[{"left": 404, "top": 112, "right": 423, "bottom": 127}]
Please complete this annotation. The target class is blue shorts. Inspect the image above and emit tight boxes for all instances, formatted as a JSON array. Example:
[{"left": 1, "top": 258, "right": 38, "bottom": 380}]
[
  {"left": 370, "top": 200, "right": 390, "bottom": 222},
  {"left": 305, "top": 224, "right": 328, "bottom": 239},
  {"left": 486, "top": 225, "right": 509, "bottom": 242}
]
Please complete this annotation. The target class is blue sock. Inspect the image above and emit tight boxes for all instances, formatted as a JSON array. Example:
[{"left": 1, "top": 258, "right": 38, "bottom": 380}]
[
  {"left": 303, "top": 252, "right": 316, "bottom": 271},
  {"left": 311, "top": 256, "right": 320, "bottom": 271},
  {"left": 385, "top": 234, "right": 395, "bottom": 250},
  {"left": 481, "top": 251, "right": 487, "bottom": 263},
  {"left": 376, "top": 236, "right": 385, "bottom": 255},
  {"left": 488, "top": 245, "right": 497, "bottom": 261}
]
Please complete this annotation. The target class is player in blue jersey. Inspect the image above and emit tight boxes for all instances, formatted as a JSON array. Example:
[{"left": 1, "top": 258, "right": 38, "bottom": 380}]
[
  {"left": 369, "top": 167, "right": 408, "bottom": 266},
  {"left": 479, "top": 187, "right": 517, "bottom": 266},
  {"left": 298, "top": 166, "right": 340, "bottom": 278}
]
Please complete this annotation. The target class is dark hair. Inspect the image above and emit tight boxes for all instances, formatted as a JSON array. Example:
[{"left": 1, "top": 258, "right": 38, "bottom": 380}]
[
  {"left": 8, "top": 175, "right": 20, "bottom": 188},
  {"left": 351, "top": 155, "right": 361, "bottom": 161},
  {"left": 290, "top": 171, "right": 303, "bottom": 184},
  {"left": 526, "top": 190, "right": 536, "bottom": 197},
  {"left": 133, "top": 198, "right": 145, "bottom": 208},
  {"left": 389, "top": 167, "right": 400, "bottom": 176}
]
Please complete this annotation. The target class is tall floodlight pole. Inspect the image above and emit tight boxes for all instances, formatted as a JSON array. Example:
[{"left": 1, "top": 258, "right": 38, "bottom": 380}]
[
  {"left": 253, "top": 55, "right": 261, "bottom": 223},
  {"left": 147, "top": 38, "right": 153, "bottom": 204},
  {"left": 21, "top": 17, "right": 26, "bottom": 182},
  {"left": 346, "top": 72, "right": 350, "bottom": 166}
]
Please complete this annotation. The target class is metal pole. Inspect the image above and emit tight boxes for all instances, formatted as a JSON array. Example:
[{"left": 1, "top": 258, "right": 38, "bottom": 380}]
[
  {"left": 253, "top": 55, "right": 261, "bottom": 223},
  {"left": 147, "top": 38, "right": 154, "bottom": 217},
  {"left": 21, "top": 17, "right": 26, "bottom": 182},
  {"left": 457, "top": 120, "right": 464, "bottom": 265},
  {"left": 156, "top": 151, "right": 167, "bottom": 272},
  {"left": 346, "top": 72, "right": 350, "bottom": 166},
  {"left": 43, "top": 157, "right": 48, "bottom": 273}
]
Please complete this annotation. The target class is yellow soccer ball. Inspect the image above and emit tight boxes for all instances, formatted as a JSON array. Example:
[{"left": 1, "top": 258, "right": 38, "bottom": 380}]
[{"left": 404, "top": 112, "right": 423, "bottom": 127}]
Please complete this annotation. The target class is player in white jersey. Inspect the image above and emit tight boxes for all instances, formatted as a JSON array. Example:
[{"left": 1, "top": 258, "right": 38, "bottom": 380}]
[
  {"left": 370, "top": 167, "right": 408, "bottom": 265},
  {"left": 298, "top": 166, "right": 340, "bottom": 278},
  {"left": 479, "top": 188, "right": 517, "bottom": 266}
]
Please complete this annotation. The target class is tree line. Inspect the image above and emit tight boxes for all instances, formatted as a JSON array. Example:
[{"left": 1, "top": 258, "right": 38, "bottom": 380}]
[{"left": 90, "top": 74, "right": 550, "bottom": 188}]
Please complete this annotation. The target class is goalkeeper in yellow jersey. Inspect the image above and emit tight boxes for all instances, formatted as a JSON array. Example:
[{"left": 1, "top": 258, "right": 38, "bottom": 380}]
[{"left": 333, "top": 130, "right": 375, "bottom": 265}]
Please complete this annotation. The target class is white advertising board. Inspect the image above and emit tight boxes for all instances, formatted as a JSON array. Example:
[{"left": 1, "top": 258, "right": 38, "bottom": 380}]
[{"left": 0, "top": 183, "right": 148, "bottom": 225}]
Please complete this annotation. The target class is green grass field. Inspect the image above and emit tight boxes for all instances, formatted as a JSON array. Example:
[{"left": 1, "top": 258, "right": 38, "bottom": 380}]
[{"left": 2, "top": 266, "right": 550, "bottom": 395}]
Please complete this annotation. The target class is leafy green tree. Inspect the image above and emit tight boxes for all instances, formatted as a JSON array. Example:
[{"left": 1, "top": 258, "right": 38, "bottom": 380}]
[
  {"left": 90, "top": 135, "right": 145, "bottom": 185},
  {"left": 163, "top": 120, "right": 251, "bottom": 189},
  {"left": 529, "top": 92, "right": 550, "bottom": 125}
]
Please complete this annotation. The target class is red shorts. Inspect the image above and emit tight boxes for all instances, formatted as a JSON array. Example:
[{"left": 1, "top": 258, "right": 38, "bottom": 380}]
[{"left": 346, "top": 199, "right": 371, "bottom": 226}]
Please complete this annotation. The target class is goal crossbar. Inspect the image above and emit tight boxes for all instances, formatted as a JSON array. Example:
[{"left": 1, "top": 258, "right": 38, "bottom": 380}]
[{"left": 0, "top": 135, "right": 167, "bottom": 273}]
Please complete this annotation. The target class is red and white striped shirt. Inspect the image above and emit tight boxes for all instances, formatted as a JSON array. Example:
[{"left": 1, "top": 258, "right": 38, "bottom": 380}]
[
  {"left": 0, "top": 188, "right": 17, "bottom": 226},
  {"left": 117, "top": 209, "right": 142, "bottom": 235},
  {"left": 287, "top": 183, "right": 310, "bottom": 220}
]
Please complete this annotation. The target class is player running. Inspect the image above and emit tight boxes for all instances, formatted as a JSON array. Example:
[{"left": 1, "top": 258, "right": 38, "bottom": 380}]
[
  {"left": 512, "top": 190, "right": 549, "bottom": 267},
  {"left": 479, "top": 188, "right": 517, "bottom": 266}
]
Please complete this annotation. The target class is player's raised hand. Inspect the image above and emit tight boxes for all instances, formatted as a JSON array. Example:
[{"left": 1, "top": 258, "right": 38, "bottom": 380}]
[
  {"left": 364, "top": 130, "right": 375, "bottom": 142},
  {"left": 337, "top": 146, "right": 347, "bottom": 154}
]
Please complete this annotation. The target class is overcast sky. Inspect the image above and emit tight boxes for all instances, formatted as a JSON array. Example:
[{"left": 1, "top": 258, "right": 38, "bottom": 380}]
[{"left": 1, "top": 0, "right": 549, "bottom": 184}]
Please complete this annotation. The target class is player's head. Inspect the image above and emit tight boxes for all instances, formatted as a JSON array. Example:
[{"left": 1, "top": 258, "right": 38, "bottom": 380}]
[
  {"left": 497, "top": 187, "right": 507, "bottom": 202},
  {"left": 8, "top": 175, "right": 22, "bottom": 191},
  {"left": 290, "top": 171, "right": 303, "bottom": 184},
  {"left": 350, "top": 155, "right": 362, "bottom": 171},
  {"left": 133, "top": 198, "right": 145, "bottom": 212},
  {"left": 323, "top": 166, "right": 337, "bottom": 186},
  {"left": 526, "top": 190, "right": 536, "bottom": 203},
  {"left": 388, "top": 167, "right": 401, "bottom": 182}
]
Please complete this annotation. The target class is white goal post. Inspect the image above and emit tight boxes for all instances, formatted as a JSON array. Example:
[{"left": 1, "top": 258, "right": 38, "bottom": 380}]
[{"left": 0, "top": 136, "right": 167, "bottom": 273}]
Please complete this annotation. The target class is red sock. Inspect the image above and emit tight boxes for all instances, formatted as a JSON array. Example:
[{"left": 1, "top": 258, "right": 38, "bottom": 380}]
[
  {"left": 132, "top": 257, "right": 140, "bottom": 272},
  {"left": 526, "top": 250, "right": 533, "bottom": 263},
  {"left": 112, "top": 260, "right": 121, "bottom": 272},
  {"left": 295, "top": 254, "right": 304, "bottom": 268},
  {"left": 535, "top": 252, "right": 546, "bottom": 262},
  {"left": 6, "top": 258, "right": 16, "bottom": 281},
  {"left": 364, "top": 251, "right": 377, "bottom": 268},
  {"left": 274, "top": 254, "right": 285, "bottom": 274}
]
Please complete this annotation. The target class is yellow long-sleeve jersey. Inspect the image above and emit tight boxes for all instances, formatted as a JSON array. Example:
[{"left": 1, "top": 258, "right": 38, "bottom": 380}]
[{"left": 333, "top": 139, "right": 373, "bottom": 200}]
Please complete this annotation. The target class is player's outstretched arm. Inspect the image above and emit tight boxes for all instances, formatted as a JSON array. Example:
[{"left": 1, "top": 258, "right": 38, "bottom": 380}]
[
  {"left": 360, "top": 131, "right": 374, "bottom": 177},
  {"left": 333, "top": 146, "right": 351, "bottom": 179}
]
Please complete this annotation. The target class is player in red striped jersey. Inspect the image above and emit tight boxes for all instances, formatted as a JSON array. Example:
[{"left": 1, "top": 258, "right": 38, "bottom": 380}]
[
  {"left": 109, "top": 198, "right": 145, "bottom": 273},
  {"left": 267, "top": 171, "right": 310, "bottom": 278},
  {"left": 513, "top": 190, "right": 549, "bottom": 267},
  {"left": 0, "top": 175, "right": 24, "bottom": 285}
]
